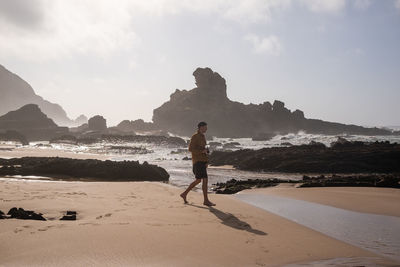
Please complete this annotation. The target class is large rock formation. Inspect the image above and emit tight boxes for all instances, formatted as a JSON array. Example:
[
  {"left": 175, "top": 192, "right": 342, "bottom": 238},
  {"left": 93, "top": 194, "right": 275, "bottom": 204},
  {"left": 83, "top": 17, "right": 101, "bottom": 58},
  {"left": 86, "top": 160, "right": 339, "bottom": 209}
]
[
  {"left": 116, "top": 119, "right": 157, "bottom": 133},
  {"left": 0, "top": 104, "right": 68, "bottom": 141},
  {"left": 152, "top": 67, "right": 392, "bottom": 137},
  {"left": 88, "top": 115, "right": 107, "bottom": 131},
  {"left": 0, "top": 64, "right": 75, "bottom": 126}
]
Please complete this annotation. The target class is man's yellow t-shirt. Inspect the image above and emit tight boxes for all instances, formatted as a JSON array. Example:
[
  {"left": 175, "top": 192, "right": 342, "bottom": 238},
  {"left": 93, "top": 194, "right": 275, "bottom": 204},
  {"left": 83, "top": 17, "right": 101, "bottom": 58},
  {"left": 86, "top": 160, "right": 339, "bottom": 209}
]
[{"left": 188, "top": 131, "right": 208, "bottom": 163}]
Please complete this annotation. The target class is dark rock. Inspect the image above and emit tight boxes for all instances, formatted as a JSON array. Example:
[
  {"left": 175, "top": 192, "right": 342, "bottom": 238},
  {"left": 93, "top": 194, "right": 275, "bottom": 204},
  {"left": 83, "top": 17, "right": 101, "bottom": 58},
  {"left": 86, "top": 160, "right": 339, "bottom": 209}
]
[
  {"left": 252, "top": 133, "right": 276, "bottom": 141},
  {"left": 182, "top": 156, "right": 191, "bottom": 160},
  {"left": 0, "top": 210, "right": 5, "bottom": 219},
  {"left": 0, "top": 130, "right": 29, "bottom": 145},
  {"left": 0, "top": 104, "right": 69, "bottom": 141},
  {"left": 213, "top": 178, "right": 296, "bottom": 194},
  {"left": 280, "top": 142, "right": 293, "bottom": 146},
  {"left": 308, "top": 140, "right": 326, "bottom": 148},
  {"left": 300, "top": 174, "right": 400, "bottom": 189},
  {"left": 7, "top": 207, "right": 46, "bottom": 221},
  {"left": 209, "top": 141, "right": 400, "bottom": 173},
  {"left": 88, "top": 115, "right": 107, "bottom": 131},
  {"left": 116, "top": 119, "right": 157, "bottom": 133},
  {"left": 209, "top": 141, "right": 222, "bottom": 147},
  {"left": 50, "top": 134, "right": 78, "bottom": 144},
  {"left": 151, "top": 67, "right": 394, "bottom": 137},
  {"left": 222, "top": 142, "right": 241, "bottom": 150},
  {"left": 0, "top": 156, "right": 169, "bottom": 182},
  {"left": 60, "top": 211, "right": 77, "bottom": 220}
]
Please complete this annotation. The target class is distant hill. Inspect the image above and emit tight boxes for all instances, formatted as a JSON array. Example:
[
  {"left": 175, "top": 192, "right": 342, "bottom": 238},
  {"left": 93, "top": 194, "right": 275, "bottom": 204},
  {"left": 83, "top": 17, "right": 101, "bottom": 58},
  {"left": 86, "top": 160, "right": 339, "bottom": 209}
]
[
  {"left": 152, "top": 67, "right": 394, "bottom": 138},
  {"left": 0, "top": 104, "right": 68, "bottom": 141},
  {"left": 0, "top": 64, "right": 85, "bottom": 126}
]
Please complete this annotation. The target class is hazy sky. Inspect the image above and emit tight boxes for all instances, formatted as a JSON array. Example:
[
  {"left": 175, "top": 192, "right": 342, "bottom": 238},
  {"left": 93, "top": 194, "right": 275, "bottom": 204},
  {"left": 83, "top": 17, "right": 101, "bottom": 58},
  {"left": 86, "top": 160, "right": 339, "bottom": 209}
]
[{"left": 0, "top": 0, "right": 399, "bottom": 127}]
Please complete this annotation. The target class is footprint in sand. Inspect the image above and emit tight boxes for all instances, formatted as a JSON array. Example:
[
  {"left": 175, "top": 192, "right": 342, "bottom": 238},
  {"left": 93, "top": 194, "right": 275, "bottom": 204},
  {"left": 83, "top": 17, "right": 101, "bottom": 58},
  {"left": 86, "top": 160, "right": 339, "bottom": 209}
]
[
  {"left": 38, "top": 225, "right": 58, "bottom": 231},
  {"left": 96, "top": 213, "right": 112, "bottom": 219},
  {"left": 114, "top": 209, "right": 126, "bottom": 212},
  {"left": 79, "top": 222, "right": 100, "bottom": 226},
  {"left": 14, "top": 228, "right": 23, "bottom": 233},
  {"left": 37, "top": 224, "right": 65, "bottom": 232},
  {"left": 146, "top": 223, "right": 164, "bottom": 226}
]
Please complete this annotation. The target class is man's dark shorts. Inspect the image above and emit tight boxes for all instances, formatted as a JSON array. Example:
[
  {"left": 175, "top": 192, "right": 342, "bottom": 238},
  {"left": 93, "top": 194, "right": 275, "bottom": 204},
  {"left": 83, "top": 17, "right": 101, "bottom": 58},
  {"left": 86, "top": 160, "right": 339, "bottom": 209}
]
[{"left": 193, "top": 161, "right": 208, "bottom": 179}]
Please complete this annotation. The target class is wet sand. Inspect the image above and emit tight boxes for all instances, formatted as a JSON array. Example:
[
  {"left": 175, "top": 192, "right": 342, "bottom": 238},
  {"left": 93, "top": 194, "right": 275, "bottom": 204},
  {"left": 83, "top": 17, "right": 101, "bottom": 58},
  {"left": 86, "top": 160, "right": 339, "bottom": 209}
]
[{"left": 244, "top": 184, "right": 400, "bottom": 217}]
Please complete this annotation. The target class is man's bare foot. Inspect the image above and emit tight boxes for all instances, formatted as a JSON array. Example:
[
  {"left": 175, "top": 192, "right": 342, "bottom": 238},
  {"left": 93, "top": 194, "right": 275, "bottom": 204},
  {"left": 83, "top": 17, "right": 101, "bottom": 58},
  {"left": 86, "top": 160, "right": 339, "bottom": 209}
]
[
  {"left": 203, "top": 201, "right": 216, "bottom": 207},
  {"left": 180, "top": 193, "right": 188, "bottom": 204}
]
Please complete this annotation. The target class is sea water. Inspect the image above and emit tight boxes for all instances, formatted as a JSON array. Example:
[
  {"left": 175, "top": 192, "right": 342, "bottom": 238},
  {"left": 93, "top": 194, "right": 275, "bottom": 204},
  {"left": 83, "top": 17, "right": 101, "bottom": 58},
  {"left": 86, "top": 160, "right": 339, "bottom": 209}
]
[{"left": 2, "top": 132, "right": 400, "bottom": 187}]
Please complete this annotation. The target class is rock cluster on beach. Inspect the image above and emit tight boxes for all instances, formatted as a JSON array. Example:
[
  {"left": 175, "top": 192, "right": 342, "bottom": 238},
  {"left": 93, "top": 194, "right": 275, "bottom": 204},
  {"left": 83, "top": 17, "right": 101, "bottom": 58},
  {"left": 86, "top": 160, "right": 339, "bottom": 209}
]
[
  {"left": 210, "top": 138, "right": 400, "bottom": 173},
  {"left": 213, "top": 178, "right": 298, "bottom": 194},
  {"left": 0, "top": 207, "right": 46, "bottom": 221},
  {"left": 300, "top": 174, "right": 400, "bottom": 188},
  {"left": 212, "top": 174, "right": 400, "bottom": 194},
  {"left": 151, "top": 67, "right": 394, "bottom": 138},
  {"left": 60, "top": 211, "right": 77, "bottom": 220},
  {"left": 0, "top": 157, "right": 169, "bottom": 181},
  {"left": 0, "top": 208, "right": 79, "bottom": 221}
]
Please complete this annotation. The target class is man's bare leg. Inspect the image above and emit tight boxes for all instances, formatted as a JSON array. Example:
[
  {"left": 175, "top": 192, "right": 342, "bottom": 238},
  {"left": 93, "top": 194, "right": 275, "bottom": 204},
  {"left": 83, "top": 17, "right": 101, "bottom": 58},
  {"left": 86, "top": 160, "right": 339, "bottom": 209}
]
[
  {"left": 202, "top": 178, "right": 215, "bottom": 206},
  {"left": 180, "top": 179, "right": 201, "bottom": 203}
]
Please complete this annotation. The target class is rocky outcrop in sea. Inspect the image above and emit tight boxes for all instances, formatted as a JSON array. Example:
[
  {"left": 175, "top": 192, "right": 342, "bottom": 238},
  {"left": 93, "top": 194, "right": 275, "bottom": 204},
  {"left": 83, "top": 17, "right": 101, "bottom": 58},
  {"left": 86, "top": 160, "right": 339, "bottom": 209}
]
[
  {"left": 209, "top": 138, "right": 400, "bottom": 173},
  {"left": 152, "top": 67, "right": 394, "bottom": 138}
]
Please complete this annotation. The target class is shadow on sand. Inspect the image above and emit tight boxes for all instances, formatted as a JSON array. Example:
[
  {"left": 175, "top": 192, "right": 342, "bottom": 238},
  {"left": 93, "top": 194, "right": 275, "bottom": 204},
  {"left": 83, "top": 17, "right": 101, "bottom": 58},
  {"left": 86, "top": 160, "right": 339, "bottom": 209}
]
[{"left": 187, "top": 203, "right": 267, "bottom": 236}]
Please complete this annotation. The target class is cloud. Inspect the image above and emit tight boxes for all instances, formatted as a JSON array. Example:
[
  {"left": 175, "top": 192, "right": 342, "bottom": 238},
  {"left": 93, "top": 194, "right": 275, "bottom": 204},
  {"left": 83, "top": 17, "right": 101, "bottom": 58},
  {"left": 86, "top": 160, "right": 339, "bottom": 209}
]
[
  {"left": 244, "top": 34, "right": 282, "bottom": 56},
  {"left": 0, "top": 0, "right": 45, "bottom": 29},
  {"left": 0, "top": 0, "right": 138, "bottom": 61},
  {"left": 395, "top": 0, "right": 400, "bottom": 9},
  {"left": 300, "top": 0, "right": 346, "bottom": 14},
  {"left": 0, "top": 0, "right": 293, "bottom": 62},
  {"left": 0, "top": 0, "right": 360, "bottom": 62}
]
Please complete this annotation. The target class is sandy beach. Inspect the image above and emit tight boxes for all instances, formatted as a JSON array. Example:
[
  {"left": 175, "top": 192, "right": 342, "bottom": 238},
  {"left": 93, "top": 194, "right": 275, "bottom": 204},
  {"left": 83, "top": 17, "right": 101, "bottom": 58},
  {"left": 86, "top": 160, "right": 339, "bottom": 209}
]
[
  {"left": 1, "top": 145, "right": 399, "bottom": 266},
  {"left": 0, "top": 178, "right": 398, "bottom": 267}
]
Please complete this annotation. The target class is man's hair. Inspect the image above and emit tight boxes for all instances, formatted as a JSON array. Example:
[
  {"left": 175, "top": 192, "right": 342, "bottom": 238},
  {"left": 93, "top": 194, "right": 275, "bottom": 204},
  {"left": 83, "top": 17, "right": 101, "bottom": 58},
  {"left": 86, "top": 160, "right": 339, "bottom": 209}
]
[{"left": 197, "top": 121, "right": 207, "bottom": 128}]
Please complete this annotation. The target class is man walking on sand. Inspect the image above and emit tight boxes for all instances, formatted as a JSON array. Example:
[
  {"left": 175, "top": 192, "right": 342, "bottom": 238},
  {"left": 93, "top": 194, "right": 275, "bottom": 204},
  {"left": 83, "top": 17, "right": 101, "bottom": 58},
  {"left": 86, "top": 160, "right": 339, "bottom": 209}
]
[{"left": 180, "top": 121, "right": 216, "bottom": 206}]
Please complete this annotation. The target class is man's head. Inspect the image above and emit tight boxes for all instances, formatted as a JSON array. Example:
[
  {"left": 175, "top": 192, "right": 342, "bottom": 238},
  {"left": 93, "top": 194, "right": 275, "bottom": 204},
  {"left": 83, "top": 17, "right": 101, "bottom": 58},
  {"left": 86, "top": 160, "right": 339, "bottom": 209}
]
[{"left": 197, "top": 121, "right": 207, "bottom": 134}]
